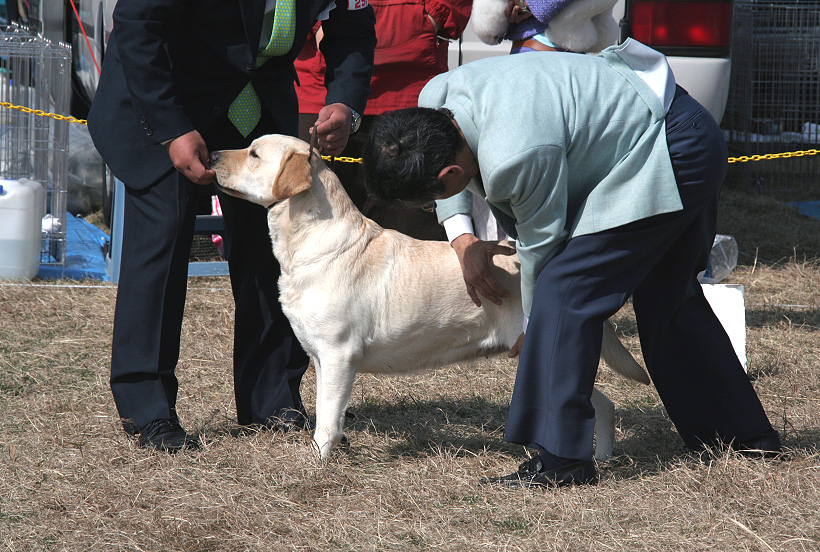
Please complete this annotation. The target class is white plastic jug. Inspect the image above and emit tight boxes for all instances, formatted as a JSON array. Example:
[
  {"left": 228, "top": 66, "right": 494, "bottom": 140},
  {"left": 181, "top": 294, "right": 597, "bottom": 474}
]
[{"left": 0, "top": 179, "right": 43, "bottom": 280}]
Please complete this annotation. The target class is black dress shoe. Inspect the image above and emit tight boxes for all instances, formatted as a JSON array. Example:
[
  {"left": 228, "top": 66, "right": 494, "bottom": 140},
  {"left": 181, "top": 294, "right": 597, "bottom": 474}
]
[
  {"left": 138, "top": 419, "right": 200, "bottom": 453},
  {"left": 734, "top": 429, "right": 782, "bottom": 458},
  {"left": 485, "top": 451, "right": 598, "bottom": 489}
]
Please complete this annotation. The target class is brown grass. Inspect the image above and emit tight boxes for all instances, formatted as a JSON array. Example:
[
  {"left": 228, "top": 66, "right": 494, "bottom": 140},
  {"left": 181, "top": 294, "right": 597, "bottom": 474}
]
[{"left": 2, "top": 186, "right": 820, "bottom": 551}]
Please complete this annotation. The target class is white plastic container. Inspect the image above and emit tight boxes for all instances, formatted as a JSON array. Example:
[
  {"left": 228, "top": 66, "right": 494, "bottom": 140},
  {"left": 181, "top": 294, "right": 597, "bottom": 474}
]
[{"left": 0, "top": 179, "right": 43, "bottom": 280}]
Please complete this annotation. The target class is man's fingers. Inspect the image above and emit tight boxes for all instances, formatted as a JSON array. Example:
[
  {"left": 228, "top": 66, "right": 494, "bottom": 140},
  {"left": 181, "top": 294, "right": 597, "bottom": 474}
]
[
  {"left": 186, "top": 166, "right": 215, "bottom": 185},
  {"left": 508, "top": 333, "right": 525, "bottom": 358},
  {"left": 314, "top": 118, "right": 343, "bottom": 136},
  {"left": 493, "top": 243, "right": 516, "bottom": 256},
  {"left": 479, "top": 269, "right": 510, "bottom": 300},
  {"left": 185, "top": 154, "right": 216, "bottom": 185},
  {"left": 477, "top": 278, "right": 505, "bottom": 305},
  {"left": 505, "top": 0, "right": 516, "bottom": 19},
  {"left": 466, "top": 284, "right": 482, "bottom": 308},
  {"left": 320, "top": 136, "right": 348, "bottom": 157},
  {"left": 478, "top": 289, "right": 503, "bottom": 305}
]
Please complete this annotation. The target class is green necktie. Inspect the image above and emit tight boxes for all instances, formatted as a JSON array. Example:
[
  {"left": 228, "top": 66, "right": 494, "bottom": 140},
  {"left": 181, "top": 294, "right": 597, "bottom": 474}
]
[{"left": 228, "top": 1, "right": 296, "bottom": 137}]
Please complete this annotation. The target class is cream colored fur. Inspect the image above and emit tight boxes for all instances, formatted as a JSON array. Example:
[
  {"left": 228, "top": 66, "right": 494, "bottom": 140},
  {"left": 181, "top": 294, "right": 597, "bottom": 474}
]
[
  {"left": 471, "top": 0, "right": 619, "bottom": 53},
  {"left": 212, "top": 134, "right": 648, "bottom": 461}
]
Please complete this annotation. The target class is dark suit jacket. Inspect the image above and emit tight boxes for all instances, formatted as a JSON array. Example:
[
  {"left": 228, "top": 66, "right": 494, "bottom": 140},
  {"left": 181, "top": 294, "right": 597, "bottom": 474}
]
[{"left": 88, "top": 0, "right": 376, "bottom": 189}]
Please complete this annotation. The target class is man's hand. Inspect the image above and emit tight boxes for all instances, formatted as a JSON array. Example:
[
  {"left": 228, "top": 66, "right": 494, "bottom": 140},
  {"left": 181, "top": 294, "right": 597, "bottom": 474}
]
[
  {"left": 312, "top": 103, "right": 353, "bottom": 156},
  {"left": 166, "top": 130, "right": 215, "bottom": 185},
  {"left": 506, "top": 0, "right": 532, "bottom": 23},
  {"left": 451, "top": 233, "right": 516, "bottom": 307},
  {"left": 508, "top": 332, "right": 525, "bottom": 358}
]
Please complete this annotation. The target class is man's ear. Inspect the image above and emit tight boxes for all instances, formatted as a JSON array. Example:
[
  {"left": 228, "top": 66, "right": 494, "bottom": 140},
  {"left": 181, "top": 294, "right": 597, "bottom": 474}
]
[
  {"left": 437, "top": 163, "right": 464, "bottom": 184},
  {"left": 272, "top": 150, "right": 312, "bottom": 201}
]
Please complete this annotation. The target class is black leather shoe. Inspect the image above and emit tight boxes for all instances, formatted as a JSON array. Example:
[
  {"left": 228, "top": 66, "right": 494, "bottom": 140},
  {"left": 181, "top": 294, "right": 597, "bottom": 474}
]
[
  {"left": 485, "top": 451, "right": 598, "bottom": 489},
  {"left": 265, "top": 413, "right": 308, "bottom": 433},
  {"left": 734, "top": 429, "right": 782, "bottom": 458},
  {"left": 138, "top": 419, "right": 200, "bottom": 453}
]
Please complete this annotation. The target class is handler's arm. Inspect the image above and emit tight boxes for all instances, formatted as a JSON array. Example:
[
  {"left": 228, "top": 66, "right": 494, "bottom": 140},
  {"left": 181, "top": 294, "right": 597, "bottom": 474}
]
[
  {"left": 112, "top": 0, "right": 192, "bottom": 146},
  {"left": 316, "top": 0, "right": 376, "bottom": 155},
  {"left": 112, "top": 1, "right": 213, "bottom": 184},
  {"left": 320, "top": 0, "right": 376, "bottom": 114},
  {"left": 424, "top": 0, "right": 472, "bottom": 39},
  {"left": 451, "top": 234, "right": 515, "bottom": 307},
  {"left": 505, "top": 145, "right": 570, "bottom": 316},
  {"left": 436, "top": 190, "right": 515, "bottom": 307}
]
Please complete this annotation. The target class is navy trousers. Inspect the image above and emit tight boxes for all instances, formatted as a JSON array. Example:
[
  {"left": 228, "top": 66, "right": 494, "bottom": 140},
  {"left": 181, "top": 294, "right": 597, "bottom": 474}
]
[
  {"left": 110, "top": 112, "right": 309, "bottom": 432},
  {"left": 505, "top": 88, "right": 775, "bottom": 459}
]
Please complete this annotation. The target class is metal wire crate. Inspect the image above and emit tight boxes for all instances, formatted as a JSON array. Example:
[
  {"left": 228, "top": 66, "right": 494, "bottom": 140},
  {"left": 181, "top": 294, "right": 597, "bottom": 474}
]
[
  {"left": 0, "top": 23, "right": 71, "bottom": 266},
  {"left": 725, "top": 0, "right": 820, "bottom": 200}
]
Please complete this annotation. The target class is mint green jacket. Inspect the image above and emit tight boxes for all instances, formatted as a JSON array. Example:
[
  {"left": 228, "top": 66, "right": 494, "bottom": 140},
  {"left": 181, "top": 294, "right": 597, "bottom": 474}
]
[{"left": 423, "top": 41, "right": 682, "bottom": 315}]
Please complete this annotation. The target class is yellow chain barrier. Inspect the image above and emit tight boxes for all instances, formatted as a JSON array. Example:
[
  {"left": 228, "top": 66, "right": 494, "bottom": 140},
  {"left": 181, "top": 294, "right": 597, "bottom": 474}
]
[
  {"left": 727, "top": 149, "right": 820, "bottom": 163},
  {"left": 3, "top": 101, "right": 818, "bottom": 165},
  {"left": 0, "top": 101, "right": 88, "bottom": 125}
]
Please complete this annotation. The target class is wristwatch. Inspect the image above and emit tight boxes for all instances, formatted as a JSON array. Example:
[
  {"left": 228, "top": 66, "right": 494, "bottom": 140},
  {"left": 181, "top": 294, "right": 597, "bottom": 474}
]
[{"left": 347, "top": 105, "right": 362, "bottom": 134}]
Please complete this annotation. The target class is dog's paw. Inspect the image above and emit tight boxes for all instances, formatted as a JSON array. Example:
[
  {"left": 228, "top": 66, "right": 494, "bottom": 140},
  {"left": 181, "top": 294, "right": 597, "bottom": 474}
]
[{"left": 313, "top": 429, "right": 345, "bottom": 461}]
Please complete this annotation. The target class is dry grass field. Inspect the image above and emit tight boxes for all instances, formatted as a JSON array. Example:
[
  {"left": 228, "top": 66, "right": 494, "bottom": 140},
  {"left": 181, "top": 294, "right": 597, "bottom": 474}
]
[{"left": 2, "top": 185, "right": 820, "bottom": 551}]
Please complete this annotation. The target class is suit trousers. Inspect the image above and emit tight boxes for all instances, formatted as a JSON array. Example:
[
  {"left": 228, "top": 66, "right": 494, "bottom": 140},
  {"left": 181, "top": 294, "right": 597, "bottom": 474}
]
[
  {"left": 110, "top": 112, "right": 309, "bottom": 432},
  {"left": 504, "top": 88, "right": 775, "bottom": 459}
]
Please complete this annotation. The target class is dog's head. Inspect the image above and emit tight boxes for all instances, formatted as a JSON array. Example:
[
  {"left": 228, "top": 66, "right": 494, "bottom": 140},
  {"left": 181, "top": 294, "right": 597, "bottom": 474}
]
[{"left": 211, "top": 134, "right": 313, "bottom": 207}]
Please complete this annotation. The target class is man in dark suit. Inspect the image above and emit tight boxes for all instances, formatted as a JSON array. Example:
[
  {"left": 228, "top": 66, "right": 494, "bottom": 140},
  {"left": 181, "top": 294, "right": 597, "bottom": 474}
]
[{"left": 87, "top": 0, "right": 376, "bottom": 452}]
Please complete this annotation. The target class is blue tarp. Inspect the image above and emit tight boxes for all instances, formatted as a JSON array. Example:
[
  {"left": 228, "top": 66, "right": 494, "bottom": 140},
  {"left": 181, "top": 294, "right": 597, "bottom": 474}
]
[
  {"left": 35, "top": 211, "right": 229, "bottom": 282},
  {"left": 37, "top": 213, "right": 111, "bottom": 281},
  {"left": 790, "top": 200, "right": 820, "bottom": 221}
]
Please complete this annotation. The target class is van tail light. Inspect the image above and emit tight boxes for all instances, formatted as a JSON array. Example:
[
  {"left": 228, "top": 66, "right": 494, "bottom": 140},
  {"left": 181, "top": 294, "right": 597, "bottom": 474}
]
[{"left": 629, "top": 0, "right": 732, "bottom": 55}]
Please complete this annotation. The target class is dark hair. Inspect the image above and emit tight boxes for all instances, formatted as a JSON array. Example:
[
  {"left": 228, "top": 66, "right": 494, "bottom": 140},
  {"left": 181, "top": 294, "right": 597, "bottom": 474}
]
[{"left": 363, "top": 107, "right": 464, "bottom": 207}]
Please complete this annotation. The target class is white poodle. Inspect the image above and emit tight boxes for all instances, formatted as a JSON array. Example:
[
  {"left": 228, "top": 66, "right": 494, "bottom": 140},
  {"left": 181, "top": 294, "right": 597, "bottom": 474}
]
[{"left": 471, "top": 0, "right": 619, "bottom": 54}]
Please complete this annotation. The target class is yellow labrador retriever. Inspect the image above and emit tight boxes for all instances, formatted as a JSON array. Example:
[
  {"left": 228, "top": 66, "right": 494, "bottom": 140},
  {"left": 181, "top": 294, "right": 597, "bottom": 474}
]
[{"left": 211, "top": 134, "right": 648, "bottom": 460}]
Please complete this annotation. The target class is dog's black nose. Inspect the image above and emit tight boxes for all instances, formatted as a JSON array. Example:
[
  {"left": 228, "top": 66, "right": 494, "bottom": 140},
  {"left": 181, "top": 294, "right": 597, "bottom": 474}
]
[{"left": 210, "top": 151, "right": 221, "bottom": 164}]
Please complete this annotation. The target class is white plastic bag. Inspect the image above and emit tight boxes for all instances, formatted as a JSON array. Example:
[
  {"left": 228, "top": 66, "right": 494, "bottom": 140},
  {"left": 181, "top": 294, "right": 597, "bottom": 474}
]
[{"left": 700, "top": 234, "right": 738, "bottom": 284}]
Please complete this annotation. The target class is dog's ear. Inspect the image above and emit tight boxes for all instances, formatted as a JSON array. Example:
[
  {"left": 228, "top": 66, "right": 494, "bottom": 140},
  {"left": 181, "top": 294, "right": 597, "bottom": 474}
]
[{"left": 272, "top": 150, "right": 312, "bottom": 201}]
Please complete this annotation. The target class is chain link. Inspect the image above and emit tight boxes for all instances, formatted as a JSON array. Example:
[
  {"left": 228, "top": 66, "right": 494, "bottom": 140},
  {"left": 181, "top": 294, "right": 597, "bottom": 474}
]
[
  {"left": 3, "top": 101, "right": 818, "bottom": 165},
  {"left": 321, "top": 155, "right": 363, "bottom": 164}
]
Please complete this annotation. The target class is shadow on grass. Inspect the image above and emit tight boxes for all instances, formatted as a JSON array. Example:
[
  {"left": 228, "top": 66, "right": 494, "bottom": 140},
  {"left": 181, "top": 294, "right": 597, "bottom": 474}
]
[
  {"left": 343, "top": 396, "right": 520, "bottom": 459},
  {"left": 334, "top": 397, "right": 820, "bottom": 481},
  {"left": 746, "top": 306, "right": 820, "bottom": 330}
]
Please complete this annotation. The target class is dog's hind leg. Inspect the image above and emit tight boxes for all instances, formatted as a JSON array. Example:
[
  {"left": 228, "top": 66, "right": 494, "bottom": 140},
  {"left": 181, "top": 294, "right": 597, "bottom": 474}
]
[
  {"left": 312, "top": 356, "right": 357, "bottom": 461},
  {"left": 591, "top": 386, "right": 615, "bottom": 461}
]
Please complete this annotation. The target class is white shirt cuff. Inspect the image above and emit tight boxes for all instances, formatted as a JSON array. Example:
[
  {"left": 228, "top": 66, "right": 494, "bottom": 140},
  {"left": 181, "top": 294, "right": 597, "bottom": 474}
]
[
  {"left": 523, "top": 315, "right": 528, "bottom": 334},
  {"left": 442, "top": 214, "right": 475, "bottom": 244}
]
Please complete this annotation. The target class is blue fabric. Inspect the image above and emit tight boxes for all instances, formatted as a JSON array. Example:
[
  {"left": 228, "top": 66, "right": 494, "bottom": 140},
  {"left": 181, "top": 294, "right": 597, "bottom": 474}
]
[
  {"left": 505, "top": 0, "right": 576, "bottom": 41},
  {"left": 37, "top": 213, "right": 111, "bottom": 281}
]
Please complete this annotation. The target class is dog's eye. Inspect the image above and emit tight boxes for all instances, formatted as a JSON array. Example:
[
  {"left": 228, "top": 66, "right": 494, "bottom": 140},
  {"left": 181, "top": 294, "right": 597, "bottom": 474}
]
[{"left": 249, "top": 150, "right": 259, "bottom": 159}]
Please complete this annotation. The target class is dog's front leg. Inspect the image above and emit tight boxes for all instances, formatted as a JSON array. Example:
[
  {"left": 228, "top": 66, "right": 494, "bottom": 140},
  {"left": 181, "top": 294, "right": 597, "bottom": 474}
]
[
  {"left": 591, "top": 386, "right": 615, "bottom": 461},
  {"left": 313, "top": 356, "right": 357, "bottom": 460}
]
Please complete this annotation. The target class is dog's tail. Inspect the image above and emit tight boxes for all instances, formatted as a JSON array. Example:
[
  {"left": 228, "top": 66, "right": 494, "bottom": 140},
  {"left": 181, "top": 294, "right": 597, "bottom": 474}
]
[{"left": 600, "top": 319, "right": 650, "bottom": 385}]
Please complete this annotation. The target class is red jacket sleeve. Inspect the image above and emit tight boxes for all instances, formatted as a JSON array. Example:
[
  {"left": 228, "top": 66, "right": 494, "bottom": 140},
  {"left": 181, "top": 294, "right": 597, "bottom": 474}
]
[{"left": 424, "top": 0, "right": 472, "bottom": 40}]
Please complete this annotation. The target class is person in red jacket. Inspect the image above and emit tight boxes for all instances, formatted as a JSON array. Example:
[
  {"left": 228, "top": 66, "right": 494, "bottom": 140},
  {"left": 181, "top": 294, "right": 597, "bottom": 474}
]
[{"left": 296, "top": 0, "right": 471, "bottom": 240}]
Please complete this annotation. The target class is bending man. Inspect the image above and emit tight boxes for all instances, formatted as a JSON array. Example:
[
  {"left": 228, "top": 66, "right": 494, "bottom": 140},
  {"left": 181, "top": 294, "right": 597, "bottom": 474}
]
[{"left": 363, "top": 40, "right": 780, "bottom": 487}]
